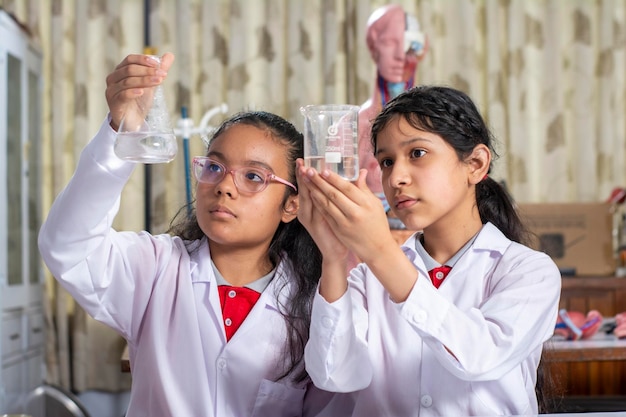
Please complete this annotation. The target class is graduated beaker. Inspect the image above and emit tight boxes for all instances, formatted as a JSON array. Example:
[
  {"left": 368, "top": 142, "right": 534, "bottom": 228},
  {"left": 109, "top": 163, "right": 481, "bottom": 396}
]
[
  {"left": 300, "top": 104, "right": 359, "bottom": 181},
  {"left": 114, "top": 55, "right": 177, "bottom": 163}
]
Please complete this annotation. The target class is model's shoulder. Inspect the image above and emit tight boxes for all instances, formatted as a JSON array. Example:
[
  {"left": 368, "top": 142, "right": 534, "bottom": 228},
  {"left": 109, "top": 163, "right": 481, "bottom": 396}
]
[{"left": 358, "top": 100, "right": 381, "bottom": 119}]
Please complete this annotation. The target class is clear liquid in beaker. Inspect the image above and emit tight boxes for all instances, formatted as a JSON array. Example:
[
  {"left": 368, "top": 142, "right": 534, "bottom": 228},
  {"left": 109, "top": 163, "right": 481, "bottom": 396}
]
[{"left": 304, "top": 155, "right": 359, "bottom": 181}]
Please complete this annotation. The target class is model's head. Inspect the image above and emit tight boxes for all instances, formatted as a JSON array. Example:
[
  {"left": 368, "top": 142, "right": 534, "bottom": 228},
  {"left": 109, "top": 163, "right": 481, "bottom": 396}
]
[
  {"left": 366, "top": 5, "right": 425, "bottom": 84},
  {"left": 366, "top": 5, "right": 406, "bottom": 83}
]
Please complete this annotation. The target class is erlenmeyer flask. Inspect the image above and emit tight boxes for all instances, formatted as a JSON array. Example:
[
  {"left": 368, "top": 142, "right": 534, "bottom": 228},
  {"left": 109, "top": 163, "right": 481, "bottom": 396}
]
[{"left": 114, "top": 55, "right": 177, "bottom": 163}]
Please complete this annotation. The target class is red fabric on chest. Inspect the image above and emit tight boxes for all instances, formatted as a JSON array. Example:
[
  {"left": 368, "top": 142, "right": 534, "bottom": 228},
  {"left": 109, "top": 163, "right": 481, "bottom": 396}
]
[
  {"left": 428, "top": 266, "right": 452, "bottom": 289},
  {"left": 218, "top": 285, "right": 261, "bottom": 341}
]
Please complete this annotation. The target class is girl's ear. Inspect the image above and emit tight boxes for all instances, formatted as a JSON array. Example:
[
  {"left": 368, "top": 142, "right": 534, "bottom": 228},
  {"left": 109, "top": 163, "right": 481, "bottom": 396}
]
[
  {"left": 467, "top": 144, "right": 491, "bottom": 185},
  {"left": 281, "top": 194, "right": 299, "bottom": 223}
]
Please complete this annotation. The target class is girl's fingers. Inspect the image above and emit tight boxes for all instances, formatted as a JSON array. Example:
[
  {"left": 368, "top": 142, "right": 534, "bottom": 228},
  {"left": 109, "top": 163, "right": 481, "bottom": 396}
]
[
  {"left": 108, "top": 56, "right": 152, "bottom": 80},
  {"left": 106, "top": 65, "right": 166, "bottom": 92},
  {"left": 106, "top": 54, "right": 170, "bottom": 91},
  {"left": 114, "top": 54, "right": 159, "bottom": 69},
  {"left": 104, "top": 53, "right": 174, "bottom": 129},
  {"left": 160, "top": 52, "right": 175, "bottom": 72},
  {"left": 355, "top": 169, "right": 369, "bottom": 191},
  {"left": 297, "top": 162, "right": 379, "bottom": 234},
  {"left": 320, "top": 168, "right": 372, "bottom": 207},
  {"left": 296, "top": 164, "right": 340, "bottom": 225},
  {"left": 304, "top": 168, "right": 364, "bottom": 220}
]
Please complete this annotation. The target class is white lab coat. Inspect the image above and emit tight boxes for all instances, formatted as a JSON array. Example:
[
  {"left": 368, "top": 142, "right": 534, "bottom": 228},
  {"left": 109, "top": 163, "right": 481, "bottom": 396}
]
[
  {"left": 305, "top": 224, "right": 562, "bottom": 417},
  {"left": 38, "top": 120, "right": 350, "bottom": 417}
]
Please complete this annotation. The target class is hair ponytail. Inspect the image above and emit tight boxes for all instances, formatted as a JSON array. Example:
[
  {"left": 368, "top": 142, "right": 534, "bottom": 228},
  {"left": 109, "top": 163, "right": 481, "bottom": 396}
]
[{"left": 476, "top": 177, "right": 531, "bottom": 245}]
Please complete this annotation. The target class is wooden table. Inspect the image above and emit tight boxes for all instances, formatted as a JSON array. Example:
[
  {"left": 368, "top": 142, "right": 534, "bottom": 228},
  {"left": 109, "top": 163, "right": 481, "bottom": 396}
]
[
  {"left": 556, "top": 277, "right": 626, "bottom": 396},
  {"left": 545, "top": 332, "right": 626, "bottom": 362}
]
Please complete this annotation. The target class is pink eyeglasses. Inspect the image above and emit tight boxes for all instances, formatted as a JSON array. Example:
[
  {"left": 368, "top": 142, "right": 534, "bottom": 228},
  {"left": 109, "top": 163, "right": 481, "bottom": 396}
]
[{"left": 192, "top": 157, "right": 297, "bottom": 194}]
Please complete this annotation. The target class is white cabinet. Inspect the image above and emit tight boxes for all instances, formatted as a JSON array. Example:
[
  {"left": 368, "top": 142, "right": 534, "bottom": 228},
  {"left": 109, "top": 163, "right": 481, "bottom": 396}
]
[{"left": 0, "top": 10, "right": 45, "bottom": 414}]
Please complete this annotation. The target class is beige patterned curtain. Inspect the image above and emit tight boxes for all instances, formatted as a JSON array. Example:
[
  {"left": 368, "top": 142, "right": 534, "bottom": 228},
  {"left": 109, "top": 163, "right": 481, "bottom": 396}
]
[{"left": 3, "top": 0, "right": 625, "bottom": 392}]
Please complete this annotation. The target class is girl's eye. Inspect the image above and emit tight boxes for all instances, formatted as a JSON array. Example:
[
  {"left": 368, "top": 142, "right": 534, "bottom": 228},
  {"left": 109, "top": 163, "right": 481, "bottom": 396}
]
[
  {"left": 410, "top": 149, "right": 426, "bottom": 159},
  {"left": 380, "top": 158, "right": 393, "bottom": 168},
  {"left": 243, "top": 169, "right": 266, "bottom": 183},
  {"left": 207, "top": 162, "right": 224, "bottom": 173}
]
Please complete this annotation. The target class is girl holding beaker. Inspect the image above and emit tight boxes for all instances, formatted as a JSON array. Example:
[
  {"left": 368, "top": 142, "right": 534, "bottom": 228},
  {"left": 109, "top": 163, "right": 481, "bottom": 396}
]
[
  {"left": 38, "top": 53, "right": 350, "bottom": 417},
  {"left": 297, "top": 85, "right": 561, "bottom": 416}
]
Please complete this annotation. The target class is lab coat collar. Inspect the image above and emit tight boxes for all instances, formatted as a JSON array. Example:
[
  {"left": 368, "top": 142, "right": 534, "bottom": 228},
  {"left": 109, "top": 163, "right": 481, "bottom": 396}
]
[
  {"left": 396, "top": 223, "right": 511, "bottom": 273},
  {"left": 187, "top": 237, "right": 295, "bottom": 310},
  {"left": 472, "top": 222, "right": 510, "bottom": 256},
  {"left": 188, "top": 237, "right": 211, "bottom": 283},
  {"left": 398, "top": 223, "right": 509, "bottom": 255}
]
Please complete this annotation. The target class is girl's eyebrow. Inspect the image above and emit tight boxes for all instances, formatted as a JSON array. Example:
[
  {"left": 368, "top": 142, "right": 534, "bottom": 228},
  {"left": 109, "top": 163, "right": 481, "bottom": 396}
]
[
  {"left": 375, "top": 137, "right": 430, "bottom": 156},
  {"left": 207, "top": 150, "right": 276, "bottom": 172}
]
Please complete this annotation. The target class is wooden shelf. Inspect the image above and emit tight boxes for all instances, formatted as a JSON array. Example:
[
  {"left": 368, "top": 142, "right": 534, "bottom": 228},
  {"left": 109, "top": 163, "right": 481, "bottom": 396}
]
[{"left": 548, "top": 276, "right": 626, "bottom": 396}]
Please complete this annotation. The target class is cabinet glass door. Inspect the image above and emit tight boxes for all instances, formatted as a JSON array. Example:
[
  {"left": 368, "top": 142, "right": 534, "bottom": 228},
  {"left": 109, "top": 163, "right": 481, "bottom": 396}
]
[
  {"left": 6, "top": 52, "right": 23, "bottom": 287},
  {"left": 28, "top": 65, "right": 41, "bottom": 286}
]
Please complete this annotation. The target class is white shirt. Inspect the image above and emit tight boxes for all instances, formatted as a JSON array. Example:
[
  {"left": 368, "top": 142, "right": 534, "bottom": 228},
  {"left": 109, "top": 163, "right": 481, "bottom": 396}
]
[
  {"left": 305, "top": 223, "right": 561, "bottom": 417},
  {"left": 38, "top": 119, "right": 350, "bottom": 417}
]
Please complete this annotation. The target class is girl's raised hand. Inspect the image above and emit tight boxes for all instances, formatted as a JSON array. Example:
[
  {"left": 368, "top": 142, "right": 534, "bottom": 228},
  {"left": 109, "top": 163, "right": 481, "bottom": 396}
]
[
  {"left": 296, "top": 159, "right": 348, "bottom": 264},
  {"left": 104, "top": 53, "right": 175, "bottom": 131},
  {"left": 298, "top": 161, "right": 396, "bottom": 266}
]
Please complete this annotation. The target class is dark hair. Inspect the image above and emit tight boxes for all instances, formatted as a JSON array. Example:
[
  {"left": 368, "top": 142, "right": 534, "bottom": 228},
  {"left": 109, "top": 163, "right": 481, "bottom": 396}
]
[
  {"left": 371, "top": 85, "right": 531, "bottom": 245},
  {"left": 371, "top": 85, "right": 559, "bottom": 412},
  {"left": 168, "top": 111, "right": 322, "bottom": 383}
]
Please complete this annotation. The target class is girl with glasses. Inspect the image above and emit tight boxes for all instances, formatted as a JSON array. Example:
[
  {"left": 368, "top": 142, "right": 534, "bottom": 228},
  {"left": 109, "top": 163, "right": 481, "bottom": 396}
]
[{"left": 38, "top": 53, "right": 349, "bottom": 417}]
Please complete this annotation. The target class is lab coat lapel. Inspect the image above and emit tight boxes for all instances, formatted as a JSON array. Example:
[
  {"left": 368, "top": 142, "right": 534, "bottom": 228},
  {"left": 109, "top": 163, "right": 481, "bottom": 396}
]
[
  {"left": 436, "top": 223, "right": 511, "bottom": 297},
  {"left": 190, "top": 238, "right": 231, "bottom": 344},
  {"left": 226, "top": 261, "right": 290, "bottom": 344}
]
